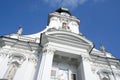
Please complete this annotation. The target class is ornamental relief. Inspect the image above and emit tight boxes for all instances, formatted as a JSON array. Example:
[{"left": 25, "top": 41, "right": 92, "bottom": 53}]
[
  {"left": 97, "top": 71, "right": 111, "bottom": 80},
  {"left": 0, "top": 46, "right": 39, "bottom": 59},
  {"left": 0, "top": 47, "right": 39, "bottom": 64},
  {"left": 115, "top": 72, "right": 120, "bottom": 77},
  {"left": 0, "top": 48, "right": 11, "bottom": 56},
  {"left": 0, "top": 52, "right": 9, "bottom": 57},
  {"left": 96, "top": 69, "right": 120, "bottom": 80},
  {"left": 91, "top": 63, "right": 111, "bottom": 74}
]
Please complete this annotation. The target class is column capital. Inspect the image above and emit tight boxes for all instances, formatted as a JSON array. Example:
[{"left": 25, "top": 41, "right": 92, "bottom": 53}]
[
  {"left": 28, "top": 55, "right": 37, "bottom": 64},
  {"left": 81, "top": 56, "right": 91, "bottom": 62},
  {"left": 42, "top": 45, "right": 56, "bottom": 55}
]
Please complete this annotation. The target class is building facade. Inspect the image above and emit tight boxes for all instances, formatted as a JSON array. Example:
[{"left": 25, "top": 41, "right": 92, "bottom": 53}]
[{"left": 0, "top": 7, "right": 120, "bottom": 80}]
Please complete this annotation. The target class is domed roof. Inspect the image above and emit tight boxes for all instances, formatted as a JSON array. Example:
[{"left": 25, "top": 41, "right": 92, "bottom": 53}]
[{"left": 55, "top": 7, "right": 71, "bottom": 15}]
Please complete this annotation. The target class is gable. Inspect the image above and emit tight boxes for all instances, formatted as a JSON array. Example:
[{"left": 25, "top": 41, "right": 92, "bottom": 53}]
[{"left": 41, "top": 30, "right": 94, "bottom": 51}]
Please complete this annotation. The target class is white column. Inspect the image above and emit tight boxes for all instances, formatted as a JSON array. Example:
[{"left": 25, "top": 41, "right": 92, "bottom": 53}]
[
  {"left": 79, "top": 56, "right": 97, "bottom": 80},
  {"left": 37, "top": 46, "right": 55, "bottom": 80}
]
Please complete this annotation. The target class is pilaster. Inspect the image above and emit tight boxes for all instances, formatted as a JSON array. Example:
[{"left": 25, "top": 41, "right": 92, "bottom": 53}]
[
  {"left": 37, "top": 45, "right": 55, "bottom": 80},
  {"left": 79, "top": 56, "right": 97, "bottom": 80}
]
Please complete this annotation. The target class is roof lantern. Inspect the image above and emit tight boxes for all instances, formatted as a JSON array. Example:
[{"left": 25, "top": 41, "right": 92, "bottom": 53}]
[{"left": 55, "top": 7, "right": 71, "bottom": 16}]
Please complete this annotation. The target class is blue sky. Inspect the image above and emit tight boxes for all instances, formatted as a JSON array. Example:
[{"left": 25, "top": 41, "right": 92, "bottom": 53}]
[{"left": 0, "top": 0, "right": 120, "bottom": 58}]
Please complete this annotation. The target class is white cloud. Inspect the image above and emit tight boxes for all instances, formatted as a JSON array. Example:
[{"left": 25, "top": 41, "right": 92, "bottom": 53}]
[
  {"left": 44, "top": 0, "right": 105, "bottom": 8},
  {"left": 93, "top": 0, "right": 106, "bottom": 2},
  {"left": 44, "top": 0, "right": 86, "bottom": 8}
]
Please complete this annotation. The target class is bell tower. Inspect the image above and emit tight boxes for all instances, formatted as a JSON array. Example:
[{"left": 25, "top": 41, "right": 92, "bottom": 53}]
[{"left": 47, "top": 7, "right": 80, "bottom": 34}]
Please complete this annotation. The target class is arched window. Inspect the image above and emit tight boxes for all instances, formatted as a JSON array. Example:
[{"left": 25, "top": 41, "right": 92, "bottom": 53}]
[
  {"left": 97, "top": 70, "right": 111, "bottom": 80},
  {"left": 4, "top": 54, "right": 26, "bottom": 80}
]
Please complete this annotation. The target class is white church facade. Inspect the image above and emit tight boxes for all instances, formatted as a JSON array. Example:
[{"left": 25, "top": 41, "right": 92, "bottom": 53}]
[{"left": 0, "top": 7, "right": 120, "bottom": 80}]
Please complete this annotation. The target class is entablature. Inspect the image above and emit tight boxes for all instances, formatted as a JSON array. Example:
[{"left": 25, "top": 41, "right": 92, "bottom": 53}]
[
  {"left": 4, "top": 34, "right": 40, "bottom": 43},
  {"left": 91, "top": 55, "right": 120, "bottom": 70},
  {"left": 42, "top": 42, "right": 89, "bottom": 59},
  {"left": 0, "top": 36, "right": 40, "bottom": 51}
]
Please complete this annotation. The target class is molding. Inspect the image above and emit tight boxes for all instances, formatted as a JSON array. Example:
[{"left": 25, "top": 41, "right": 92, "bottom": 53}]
[
  {"left": 1, "top": 46, "right": 34, "bottom": 55},
  {"left": 0, "top": 36, "right": 39, "bottom": 51},
  {"left": 49, "top": 12, "right": 80, "bottom": 24},
  {"left": 41, "top": 31, "right": 94, "bottom": 53},
  {"left": 0, "top": 46, "right": 39, "bottom": 65},
  {"left": 8, "top": 54, "right": 26, "bottom": 66}
]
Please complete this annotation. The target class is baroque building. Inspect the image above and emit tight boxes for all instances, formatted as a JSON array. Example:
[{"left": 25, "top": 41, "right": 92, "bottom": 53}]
[{"left": 0, "top": 7, "right": 120, "bottom": 80}]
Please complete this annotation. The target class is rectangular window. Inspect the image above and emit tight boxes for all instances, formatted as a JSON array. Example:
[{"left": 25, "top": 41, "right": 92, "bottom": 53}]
[{"left": 51, "top": 70, "right": 57, "bottom": 80}]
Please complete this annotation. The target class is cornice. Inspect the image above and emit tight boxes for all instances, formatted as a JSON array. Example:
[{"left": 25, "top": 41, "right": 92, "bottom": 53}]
[
  {"left": 49, "top": 12, "right": 80, "bottom": 24},
  {"left": 0, "top": 36, "right": 40, "bottom": 51},
  {"left": 41, "top": 31, "right": 93, "bottom": 53}
]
